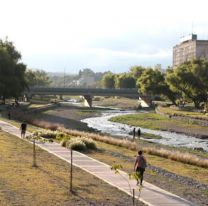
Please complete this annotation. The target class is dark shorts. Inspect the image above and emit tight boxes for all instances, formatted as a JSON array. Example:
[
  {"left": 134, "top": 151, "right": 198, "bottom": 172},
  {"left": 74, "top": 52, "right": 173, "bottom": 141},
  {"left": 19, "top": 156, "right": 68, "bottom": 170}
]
[{"left": 136, "top": 167, "right": 145, "bottom": 175}]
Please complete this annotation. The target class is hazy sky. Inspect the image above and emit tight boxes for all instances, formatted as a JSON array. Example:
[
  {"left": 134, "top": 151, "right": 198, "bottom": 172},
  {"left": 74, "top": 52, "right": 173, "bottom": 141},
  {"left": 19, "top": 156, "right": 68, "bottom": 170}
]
[{"left": 1, "top": 0, "right": 208, "bottom": 73}]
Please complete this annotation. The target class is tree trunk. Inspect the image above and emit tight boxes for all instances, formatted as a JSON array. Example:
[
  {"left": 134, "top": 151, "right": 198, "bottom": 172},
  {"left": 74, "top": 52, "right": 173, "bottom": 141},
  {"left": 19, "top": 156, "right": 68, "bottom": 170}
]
[
  {"left": 2, "top": 96, "right": 6, "bottom": 104},
  {"left": 193, "top": 100, "right": 200, "bottom": 109}
]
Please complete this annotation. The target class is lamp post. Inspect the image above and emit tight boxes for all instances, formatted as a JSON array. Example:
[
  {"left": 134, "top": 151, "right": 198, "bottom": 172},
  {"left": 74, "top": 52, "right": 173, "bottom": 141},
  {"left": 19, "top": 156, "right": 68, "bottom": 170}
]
[
  {"left": 32, "top": 139, "right": 37, "bottom": 167},
  {"left": 70, "top": 149, "right": 73, "bottom": 192}
]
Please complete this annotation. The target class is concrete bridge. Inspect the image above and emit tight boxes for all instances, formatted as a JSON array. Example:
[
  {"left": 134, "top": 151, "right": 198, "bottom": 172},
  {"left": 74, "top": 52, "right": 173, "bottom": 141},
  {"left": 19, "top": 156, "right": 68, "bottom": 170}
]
[{"left": 25, "top": 87, "right": 149, "bottom": 107}]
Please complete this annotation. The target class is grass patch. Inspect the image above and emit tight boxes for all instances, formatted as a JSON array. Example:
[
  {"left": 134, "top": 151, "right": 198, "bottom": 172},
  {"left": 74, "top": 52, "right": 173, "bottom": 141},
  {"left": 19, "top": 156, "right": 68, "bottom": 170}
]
[
  {"left": 0, "top": 131, "right": 139, "bottom": 206},
  {"left": 110, "top": 113, "right": 168, "bottom": 130},
  {"left": 142, "top": 133, "right": 162, "bottom": 140},
  {"left": 93, "top": 97, "right": 139, "bottom": 109},
  {"left": 109, "top": 112, "right": 208, "bottom": 137},
  {"left": 158, "top": 106, "right": 208, "bottom": 120}
]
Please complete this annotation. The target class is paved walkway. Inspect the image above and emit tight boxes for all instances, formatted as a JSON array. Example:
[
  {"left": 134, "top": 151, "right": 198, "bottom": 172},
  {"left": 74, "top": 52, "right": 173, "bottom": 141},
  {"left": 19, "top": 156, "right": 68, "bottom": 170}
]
[{"left": 0, "top": 120, "right": 195, "bottom": 206}]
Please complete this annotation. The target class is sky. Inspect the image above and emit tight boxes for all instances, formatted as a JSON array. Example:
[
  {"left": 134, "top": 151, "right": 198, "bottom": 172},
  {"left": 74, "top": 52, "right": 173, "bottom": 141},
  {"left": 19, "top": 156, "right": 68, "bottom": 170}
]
[{"left": 1, "top": 0, "right": 208, "bottom": 73}]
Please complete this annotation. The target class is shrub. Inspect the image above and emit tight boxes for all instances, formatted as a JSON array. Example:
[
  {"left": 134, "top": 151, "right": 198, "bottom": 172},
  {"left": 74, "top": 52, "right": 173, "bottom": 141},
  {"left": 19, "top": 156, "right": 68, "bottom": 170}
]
[
  {"left": 60, "top": 136, "right": 71, "bottom": 147},
  {"left": 67, "top": 138, "right": 87, "bottom": 151},
  {"left": 82, "top": 137, "right": 97, "bottom": 150}
]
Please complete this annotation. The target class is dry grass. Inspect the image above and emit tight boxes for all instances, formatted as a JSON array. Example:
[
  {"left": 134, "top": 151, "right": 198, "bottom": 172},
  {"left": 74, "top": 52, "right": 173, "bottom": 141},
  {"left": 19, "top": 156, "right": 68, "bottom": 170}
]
[
  {"left": 9, "top": 111, "right": 208, "bottom": 168},
  {"left": 0, "top": 131, "right": 141, "bottom": 206},
  {"left": 59, "top": 128, "right": 208, "bottom": 169},
  {"left": 158, "top": 106, "right": 208, "bottom": 120}
]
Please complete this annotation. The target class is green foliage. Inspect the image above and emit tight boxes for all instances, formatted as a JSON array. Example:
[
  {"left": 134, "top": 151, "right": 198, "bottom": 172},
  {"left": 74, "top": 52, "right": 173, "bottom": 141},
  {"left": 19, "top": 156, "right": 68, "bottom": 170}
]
[
  {"left": 65, "top": 137, "right": 97, "bottom": 151},
  {"left": 166, "top": 59, "right": 208, "bottom": 108},
  {"left": 32, "top": 129, "right": 68, "bottom": 143},
  {"left": 0, "top": 38, "right": 27, "bottom": 102},
  {"left": 81, "top": 137, "right": 97, "bottom": 150},
  {"left": 115, "top": 73, "right": 136, "bottom": 88},
  {"left": 137, "top": 68, "right": 177, "bottom": 105},
  {"left": 111, "top": 164, "right": 123, "bottom": 174},
  {"left": 67, "top": 138, "right": 87, "bottom": 151},
  {"left": 129, "top": 65, "right": 145, "bottom": 79},
  {"left": 101, "top": 72, "right": 116, "bottom": 88},
  {"left": 25, "top": 69, "right": 51, "bottom": 87}
]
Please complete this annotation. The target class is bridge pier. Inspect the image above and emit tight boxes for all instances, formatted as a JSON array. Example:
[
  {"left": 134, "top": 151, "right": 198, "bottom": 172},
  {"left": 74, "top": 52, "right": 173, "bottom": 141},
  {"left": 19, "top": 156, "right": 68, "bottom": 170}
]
[
  {"left": 83, "top": 95, "right": 93, "bottom": 108},
  {"left": 59, "top": 95, "right": 63, "bottom": 100}
]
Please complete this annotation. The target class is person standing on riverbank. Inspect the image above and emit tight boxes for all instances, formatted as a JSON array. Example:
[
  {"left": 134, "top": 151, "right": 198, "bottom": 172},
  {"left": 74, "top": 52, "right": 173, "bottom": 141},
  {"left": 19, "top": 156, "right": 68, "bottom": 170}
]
[
  {"left": 137, "top": 128, "right": 141, "bottom": 139},
  {"left": 132, "top": 127, "right": 136, "bottom": 141},
  {"left": 134, "top": 150, "right": 147, "bottom": 186}
]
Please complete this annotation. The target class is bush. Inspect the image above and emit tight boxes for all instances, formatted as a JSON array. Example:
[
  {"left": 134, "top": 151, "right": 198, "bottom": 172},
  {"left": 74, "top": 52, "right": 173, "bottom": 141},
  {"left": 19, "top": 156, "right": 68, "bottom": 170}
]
[
  {"left": 60, "top": 136, "right": 71, "bottom": 147},
  {"left": 67, "top": 138, "right": 87, "bottom": 151},
  {"left": 82, "top": 137, "right": 97, "bottom": 150}
]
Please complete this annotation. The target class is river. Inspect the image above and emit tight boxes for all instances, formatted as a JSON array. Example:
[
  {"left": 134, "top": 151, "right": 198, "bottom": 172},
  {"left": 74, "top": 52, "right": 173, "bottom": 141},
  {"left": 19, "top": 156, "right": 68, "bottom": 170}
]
[{"left": 81, "top": 110, "right": 208, "bottom": 152}]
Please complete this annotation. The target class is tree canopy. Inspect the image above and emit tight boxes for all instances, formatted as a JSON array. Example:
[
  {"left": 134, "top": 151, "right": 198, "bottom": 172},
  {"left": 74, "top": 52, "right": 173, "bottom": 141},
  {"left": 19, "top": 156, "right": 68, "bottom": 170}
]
[
  {"left": 101, "top": 72, "right": 116, "bottom": 88},
  {"left": 115, "top": 73, "right": 136, "bottom": 88},
  {"left": 25, "top": 69, "right": 51, "bottom": 87},
  {"left": 0, "top": 38, "right": 27, "bottom": 102},
  {"left": 166, "top": 59, "right": 208, "bottom": 108}
]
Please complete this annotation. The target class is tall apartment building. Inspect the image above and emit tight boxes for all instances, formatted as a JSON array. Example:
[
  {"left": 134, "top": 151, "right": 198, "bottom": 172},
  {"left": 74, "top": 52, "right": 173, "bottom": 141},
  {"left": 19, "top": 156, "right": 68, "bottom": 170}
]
[{"left": 173, "top": 34, "right": 208, "bottom": 67}]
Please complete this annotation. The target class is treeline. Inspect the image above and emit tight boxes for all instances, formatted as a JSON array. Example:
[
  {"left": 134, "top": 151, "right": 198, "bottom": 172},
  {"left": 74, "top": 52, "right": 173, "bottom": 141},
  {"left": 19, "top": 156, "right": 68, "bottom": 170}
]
[
  {"left": 101, "top": 62, "right": 208, "bottom": 109},
  {"left": 0, "top": 38, "right": 50, "bottom": 104},
  {"left": 1, "top": 38, "right": 208, "bottom": 108}
]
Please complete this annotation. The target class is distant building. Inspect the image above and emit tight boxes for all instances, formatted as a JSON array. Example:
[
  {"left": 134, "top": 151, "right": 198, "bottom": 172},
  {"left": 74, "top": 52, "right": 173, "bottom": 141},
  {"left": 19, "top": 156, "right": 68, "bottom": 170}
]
[
  {"left": 173, "top": 34, "right": 208, "bottom": 67},
  {"left": 75, "top": 76, "right": 95, "bottom": 87}
]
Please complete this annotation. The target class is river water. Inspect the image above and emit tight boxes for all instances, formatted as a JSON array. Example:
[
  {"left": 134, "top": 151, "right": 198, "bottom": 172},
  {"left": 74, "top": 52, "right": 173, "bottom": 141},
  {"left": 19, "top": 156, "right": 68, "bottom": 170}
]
[{"left": 82, "top": 110, "right": 208, "bottom": 152}]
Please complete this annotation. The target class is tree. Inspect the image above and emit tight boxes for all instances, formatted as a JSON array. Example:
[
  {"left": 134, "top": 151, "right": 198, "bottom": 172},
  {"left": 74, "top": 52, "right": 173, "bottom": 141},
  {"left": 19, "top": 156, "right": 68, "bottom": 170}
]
[
  {"left": 166, "top": 59, "right": 208, "bottom": 108},
  {"left": 0, "top": 38, "right": 27, "bottom": 103},
  {"left": 129, "top": 65, "right": 145, "bottom": 79},
  {"left": 101, "top": 72, "right": 116, "bottom": 88},
  {"left": 25, "top": 69, "right": 51, "bottom": 87},
  {"left": 78, "top": 68, "right": 95, "bottom": 78},
  {"left": 137, "top": 69, "right": 177, "bottom": 105},
  {"left": 116, "top": 73, "right": 136, "bottom": 88}
]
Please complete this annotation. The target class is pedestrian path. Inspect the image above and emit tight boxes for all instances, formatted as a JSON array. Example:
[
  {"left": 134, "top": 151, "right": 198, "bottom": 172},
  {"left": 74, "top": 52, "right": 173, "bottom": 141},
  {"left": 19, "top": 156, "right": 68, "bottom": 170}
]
[{"left": 0, "top": 120, "right": 195, "bottom": 206}]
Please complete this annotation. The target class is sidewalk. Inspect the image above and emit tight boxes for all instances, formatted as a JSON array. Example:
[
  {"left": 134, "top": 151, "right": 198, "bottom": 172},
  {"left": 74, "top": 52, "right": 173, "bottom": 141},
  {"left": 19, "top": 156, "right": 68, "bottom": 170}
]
[{"left": 0, "top": 120, "right": 195, "bottom": 206}]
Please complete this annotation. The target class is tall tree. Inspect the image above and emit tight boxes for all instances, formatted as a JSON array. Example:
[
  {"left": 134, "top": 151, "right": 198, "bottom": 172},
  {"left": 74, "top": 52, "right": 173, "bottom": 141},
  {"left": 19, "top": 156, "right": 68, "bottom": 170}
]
[
  {"left": 166, "top": 59, "right": 208, "bottom": 108},
  {"left": 0, "top": 38, "right": 27, "bottom": 103},
  {"left": 129, "top": 65, "right": 145, "bottom": 79},
  {"left": 137, "top": 69, "right": 177, "bottom": 105},
  {"left": 25, "top": 69, "right": 51, "bottom": 87},
  {"left": 101, "top": 72, "right": 116, "bottom": 88},
  {"left": 116, "top": 73, "right": 136, "bottom": 88}
]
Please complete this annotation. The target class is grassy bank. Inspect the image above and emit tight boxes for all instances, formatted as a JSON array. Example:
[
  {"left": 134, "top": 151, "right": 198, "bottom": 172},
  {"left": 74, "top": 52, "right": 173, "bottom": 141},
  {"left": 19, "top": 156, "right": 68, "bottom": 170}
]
[
  {"left": 110, "top": 112, "right": 208, "bottom": 137},
  {"left": 158, "top": 106, "right": 208, "bottom": 120},
  {"left": 0, "top": 131, "right": 142, "bottom": 206}
]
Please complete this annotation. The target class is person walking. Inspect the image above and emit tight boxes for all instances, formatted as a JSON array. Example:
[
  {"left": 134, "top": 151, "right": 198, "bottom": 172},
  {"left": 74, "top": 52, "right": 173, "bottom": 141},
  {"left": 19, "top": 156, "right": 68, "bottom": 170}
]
[
  {"left": 20, "top": 121, "right": 27, "bottom": 138},
  {"left": 134, "top": 150, "right": 147, "bottom": 186}
]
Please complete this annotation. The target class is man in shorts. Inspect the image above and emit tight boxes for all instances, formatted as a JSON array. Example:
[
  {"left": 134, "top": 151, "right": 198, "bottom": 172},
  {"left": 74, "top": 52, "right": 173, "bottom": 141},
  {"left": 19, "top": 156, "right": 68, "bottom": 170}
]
[{"left": 134, "top": 150, "right": 147, "bottom": 186}]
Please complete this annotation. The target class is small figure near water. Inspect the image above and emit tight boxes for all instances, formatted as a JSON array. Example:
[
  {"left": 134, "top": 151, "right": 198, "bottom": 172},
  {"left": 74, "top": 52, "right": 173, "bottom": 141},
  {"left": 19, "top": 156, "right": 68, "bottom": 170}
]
[
  {"left": 134, "top": 150, "right": 147, "bottom": 186},
  {"left": 20, "top": 121, "right": 27, "bottom": 138},
  {"left": 137, "top": 128, "right": 141, "bottom": 139},
  {"left": 132, "top": 127, "right": 136, "bottom": 141}
]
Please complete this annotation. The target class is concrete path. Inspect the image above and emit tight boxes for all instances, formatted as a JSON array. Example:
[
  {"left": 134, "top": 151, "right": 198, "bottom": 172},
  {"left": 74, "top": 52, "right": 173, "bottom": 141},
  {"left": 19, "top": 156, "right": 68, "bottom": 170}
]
[{"left": 0, "top": 120, "right": 196, "bottom": 206}]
